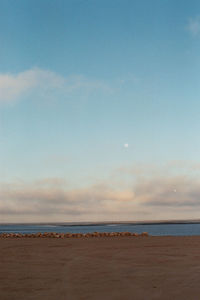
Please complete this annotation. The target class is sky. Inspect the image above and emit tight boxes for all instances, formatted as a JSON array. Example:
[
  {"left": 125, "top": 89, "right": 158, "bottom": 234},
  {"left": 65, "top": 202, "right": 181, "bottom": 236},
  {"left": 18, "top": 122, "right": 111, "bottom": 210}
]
[{"left": 1, "top": 0, "right": 200, "bottom": 222}]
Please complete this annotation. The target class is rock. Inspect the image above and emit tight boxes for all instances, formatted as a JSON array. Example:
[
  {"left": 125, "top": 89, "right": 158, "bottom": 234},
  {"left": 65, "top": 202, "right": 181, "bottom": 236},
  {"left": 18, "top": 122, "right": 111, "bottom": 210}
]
[
  {"left": 131, "top": 233, "right": 139, "bottom": 237},
  {"left": 140, "top": 232, "right": 149, "bottom": 237}
]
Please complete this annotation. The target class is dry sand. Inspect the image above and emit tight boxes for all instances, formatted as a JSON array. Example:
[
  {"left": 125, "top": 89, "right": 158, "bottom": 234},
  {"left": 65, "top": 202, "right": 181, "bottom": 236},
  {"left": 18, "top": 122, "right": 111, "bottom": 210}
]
[{"left": 1, "top": 236, "right": 200, "bottom": 300}]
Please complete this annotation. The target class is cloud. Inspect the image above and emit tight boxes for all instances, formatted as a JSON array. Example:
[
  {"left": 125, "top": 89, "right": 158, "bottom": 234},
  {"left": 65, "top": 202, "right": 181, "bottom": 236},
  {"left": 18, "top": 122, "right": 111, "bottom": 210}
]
[
  {"left": 0, "top": 179, "right": 134, "bottom": 222},
  {"left": 186, "top": 16, "right": 200, "bottom": 37},
  {"left": 134, "top": 175, "right": 200, "bottom": 207},
  {"left": 0, "top": 68, "right": 111, "bottom": 103},
  {"left": 1, "top": 162, "right": 200, "bottom": 222}
]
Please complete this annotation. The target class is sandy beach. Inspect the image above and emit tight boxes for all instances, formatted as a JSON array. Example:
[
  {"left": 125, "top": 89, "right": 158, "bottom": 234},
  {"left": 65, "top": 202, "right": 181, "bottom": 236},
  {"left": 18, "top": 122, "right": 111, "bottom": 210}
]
[{"left": 1, "top": 236, "right": 200, "bottom": 300}]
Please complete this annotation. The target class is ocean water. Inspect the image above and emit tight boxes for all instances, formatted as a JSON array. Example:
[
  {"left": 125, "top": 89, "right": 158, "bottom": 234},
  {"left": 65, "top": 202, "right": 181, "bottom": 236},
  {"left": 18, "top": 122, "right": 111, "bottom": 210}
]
[{"left": 1, "top": 223, "right": 200, "bottom": 236}]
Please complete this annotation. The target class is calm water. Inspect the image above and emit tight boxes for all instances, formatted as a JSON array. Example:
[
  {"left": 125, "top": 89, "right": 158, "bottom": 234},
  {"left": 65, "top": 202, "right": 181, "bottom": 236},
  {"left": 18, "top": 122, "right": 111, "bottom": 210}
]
[{"left": 1, "top": 223, "right": 200, "bottom": 236}]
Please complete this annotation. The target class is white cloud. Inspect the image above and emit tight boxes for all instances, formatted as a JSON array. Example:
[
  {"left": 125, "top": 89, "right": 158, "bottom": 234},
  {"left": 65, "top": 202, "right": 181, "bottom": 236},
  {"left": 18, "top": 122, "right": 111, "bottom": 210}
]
[
  {"left": 186, "top": 16, "right": 200, "bottom": 37},
  {"left": 0, "top": 68, "right": 110, "bottom": 103}
]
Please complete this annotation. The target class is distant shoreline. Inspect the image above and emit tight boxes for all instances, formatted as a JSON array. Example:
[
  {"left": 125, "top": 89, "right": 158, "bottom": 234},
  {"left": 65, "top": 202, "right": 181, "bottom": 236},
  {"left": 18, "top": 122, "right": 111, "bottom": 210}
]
[{"left": 1, "top": 219, "right": 200, "bottom": 226}]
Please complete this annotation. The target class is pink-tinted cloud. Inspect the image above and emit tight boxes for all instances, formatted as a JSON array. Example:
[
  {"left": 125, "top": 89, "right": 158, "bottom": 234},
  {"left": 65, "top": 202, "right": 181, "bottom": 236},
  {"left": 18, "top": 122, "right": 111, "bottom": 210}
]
[{"left": 1, "top": 162, "right": 200, "bottom": 223}]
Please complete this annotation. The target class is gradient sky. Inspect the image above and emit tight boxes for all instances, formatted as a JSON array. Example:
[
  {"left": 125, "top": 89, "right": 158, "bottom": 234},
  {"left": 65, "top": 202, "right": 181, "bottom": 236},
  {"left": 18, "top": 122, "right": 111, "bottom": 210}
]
[{"left": 1, "top": 0, "right": 200, "bottom": 222}]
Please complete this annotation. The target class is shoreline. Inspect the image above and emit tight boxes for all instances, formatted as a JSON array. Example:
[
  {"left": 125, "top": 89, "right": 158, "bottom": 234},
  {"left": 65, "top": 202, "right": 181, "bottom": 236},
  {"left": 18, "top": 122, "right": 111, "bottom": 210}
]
[{"left": 1, "top": 218, "right": 200, "bottom": 226}]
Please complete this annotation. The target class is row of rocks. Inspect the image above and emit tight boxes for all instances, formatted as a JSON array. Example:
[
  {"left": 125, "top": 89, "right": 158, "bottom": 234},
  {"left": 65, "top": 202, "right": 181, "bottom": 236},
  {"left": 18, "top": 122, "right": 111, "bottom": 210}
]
[{"left": 0, "top": 232, "right": 149, "bottom": 238}]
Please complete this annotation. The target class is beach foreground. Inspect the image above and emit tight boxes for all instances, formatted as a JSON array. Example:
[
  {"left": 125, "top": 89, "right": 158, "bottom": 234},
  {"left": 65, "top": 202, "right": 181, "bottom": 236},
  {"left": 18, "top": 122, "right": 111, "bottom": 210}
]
[{"left": 1, "top": 236, "right": 200, "bottom": 300}]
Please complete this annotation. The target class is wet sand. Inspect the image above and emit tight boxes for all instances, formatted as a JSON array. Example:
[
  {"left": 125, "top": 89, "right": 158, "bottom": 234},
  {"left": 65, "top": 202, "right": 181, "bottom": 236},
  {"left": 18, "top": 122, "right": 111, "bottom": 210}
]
[{"left": 1, "top": 236, "right": 200, "bottom": 300}]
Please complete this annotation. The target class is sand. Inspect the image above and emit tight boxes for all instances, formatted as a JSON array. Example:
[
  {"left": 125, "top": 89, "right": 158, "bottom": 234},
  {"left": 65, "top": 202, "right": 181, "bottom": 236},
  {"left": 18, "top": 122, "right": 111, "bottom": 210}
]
[{"left": 1, "top": 236, "right": 200, "bottom": 300}]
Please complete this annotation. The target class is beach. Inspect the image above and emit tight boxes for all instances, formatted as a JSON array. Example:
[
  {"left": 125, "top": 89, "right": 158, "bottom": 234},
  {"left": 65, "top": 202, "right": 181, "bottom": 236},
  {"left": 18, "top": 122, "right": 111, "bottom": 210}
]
[{"left": 1, "top": 236, "right": 200, "bottom": 300}]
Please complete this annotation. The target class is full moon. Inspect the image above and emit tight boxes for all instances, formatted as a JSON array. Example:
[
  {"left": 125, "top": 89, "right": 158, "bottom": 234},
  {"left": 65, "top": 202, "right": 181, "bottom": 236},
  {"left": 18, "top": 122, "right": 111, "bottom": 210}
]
[{"left": 124, "top": 143, "right": 129, "bottom": 148}]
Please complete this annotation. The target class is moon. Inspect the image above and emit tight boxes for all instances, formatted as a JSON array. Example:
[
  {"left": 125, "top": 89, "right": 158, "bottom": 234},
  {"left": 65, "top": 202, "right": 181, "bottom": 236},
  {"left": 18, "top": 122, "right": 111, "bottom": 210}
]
[{"left": 124, "top": 143, "right": 129, "bottom": 148}]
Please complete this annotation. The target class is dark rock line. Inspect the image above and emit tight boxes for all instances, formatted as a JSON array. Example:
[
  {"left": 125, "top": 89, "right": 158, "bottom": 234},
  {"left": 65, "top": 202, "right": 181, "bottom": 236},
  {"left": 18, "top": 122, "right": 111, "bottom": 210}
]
[{"left": 0, "top": 232, "right": 149, "bottom": 238}]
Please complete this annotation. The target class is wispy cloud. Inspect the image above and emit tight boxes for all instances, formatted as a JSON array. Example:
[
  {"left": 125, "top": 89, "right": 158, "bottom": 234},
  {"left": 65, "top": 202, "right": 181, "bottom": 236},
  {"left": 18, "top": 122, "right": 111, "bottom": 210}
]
[
  {"left": 0, "top": 68, "right": 111, "bottom": 103},
  {"left": 186, "top": 16, "right": 200, "bottom": 37}
]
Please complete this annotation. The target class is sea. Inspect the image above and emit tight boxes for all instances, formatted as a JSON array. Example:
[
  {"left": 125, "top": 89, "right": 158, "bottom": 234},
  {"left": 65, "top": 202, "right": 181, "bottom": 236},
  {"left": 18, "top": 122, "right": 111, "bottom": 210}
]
[{"left": 1, "top": 222, "right": 200, "bottom": 236}]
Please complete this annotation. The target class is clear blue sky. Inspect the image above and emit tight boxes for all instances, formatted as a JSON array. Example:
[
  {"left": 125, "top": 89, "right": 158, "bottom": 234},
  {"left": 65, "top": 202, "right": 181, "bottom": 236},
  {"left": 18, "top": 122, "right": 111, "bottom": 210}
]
[{"left": 1, "top": 0, "right": 200, "bottom": 222}]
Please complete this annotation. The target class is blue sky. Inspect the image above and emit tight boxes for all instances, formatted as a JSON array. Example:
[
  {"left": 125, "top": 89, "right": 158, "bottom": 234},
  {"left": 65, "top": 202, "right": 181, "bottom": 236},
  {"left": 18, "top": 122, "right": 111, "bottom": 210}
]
[{"left": 1, "top": 0, "right": 200, "bottom": 222}]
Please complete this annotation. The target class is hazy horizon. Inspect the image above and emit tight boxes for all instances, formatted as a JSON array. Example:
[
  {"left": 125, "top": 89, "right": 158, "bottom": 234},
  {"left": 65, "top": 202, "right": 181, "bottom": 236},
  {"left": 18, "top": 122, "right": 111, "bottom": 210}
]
[
  {"left": 1, "top": 0, "right": 200, "bottom": 222},
  {"left": 2, "top": 217, "right": 200, "bottom": 225}
]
